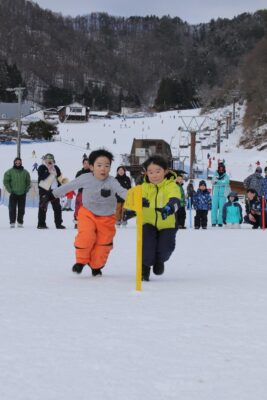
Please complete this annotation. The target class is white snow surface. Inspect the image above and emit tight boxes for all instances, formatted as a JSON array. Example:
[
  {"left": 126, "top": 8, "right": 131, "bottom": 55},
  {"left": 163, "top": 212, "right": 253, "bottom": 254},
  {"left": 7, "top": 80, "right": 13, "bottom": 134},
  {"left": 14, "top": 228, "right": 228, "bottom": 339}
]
[{"left": 1, "top": 107, "right": 267, "bottom": 399}]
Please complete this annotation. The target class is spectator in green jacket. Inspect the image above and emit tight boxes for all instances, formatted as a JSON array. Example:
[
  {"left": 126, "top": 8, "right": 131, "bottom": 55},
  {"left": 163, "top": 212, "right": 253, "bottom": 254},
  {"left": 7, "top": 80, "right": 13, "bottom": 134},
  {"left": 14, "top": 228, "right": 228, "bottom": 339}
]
[{"left": 3, "top": 157, "right": 31, "bottom": 228}]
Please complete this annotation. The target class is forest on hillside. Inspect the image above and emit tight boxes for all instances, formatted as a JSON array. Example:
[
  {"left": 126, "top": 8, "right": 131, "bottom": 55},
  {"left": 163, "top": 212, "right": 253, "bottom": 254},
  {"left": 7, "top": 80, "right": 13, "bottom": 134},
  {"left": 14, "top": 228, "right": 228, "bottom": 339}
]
[{"left": 0, "top": 0, "right": 267, "bottom": 128}]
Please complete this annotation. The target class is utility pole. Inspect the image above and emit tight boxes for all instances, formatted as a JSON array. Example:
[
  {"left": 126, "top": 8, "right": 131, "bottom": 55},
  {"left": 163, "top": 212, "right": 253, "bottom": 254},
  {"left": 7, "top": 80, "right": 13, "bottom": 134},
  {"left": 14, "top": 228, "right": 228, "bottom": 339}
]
[
  {"left": 6, "top": 86, "right": 25, "bottom": 158},
  {"left": 216, "top": 120, "right": 221, "bottom": 154},
  {"left": 189, "top": 130, "right": 196, "bottom": 179}
]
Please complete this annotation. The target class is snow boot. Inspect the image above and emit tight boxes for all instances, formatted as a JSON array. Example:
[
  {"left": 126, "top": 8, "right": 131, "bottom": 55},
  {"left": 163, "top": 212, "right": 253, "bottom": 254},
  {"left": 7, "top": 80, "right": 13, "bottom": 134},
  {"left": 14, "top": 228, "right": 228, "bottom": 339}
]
[
  {"left": 56, "top": 224, "right": 66, "bottom": 229},
  {"left": 153, "top": 261, "right": 165, "bottom": 275},
  {"left": 142, "top": 265, "right": 151, "bottom": 281},
  {"left": 37, "top": 224, "right": 48, "bottom": 229},
  {"left": 91, "top": 268, "right": 102, "bottom": 277},
  {"left": 72, "top": 263, "right": 85, "bottom": 274}
]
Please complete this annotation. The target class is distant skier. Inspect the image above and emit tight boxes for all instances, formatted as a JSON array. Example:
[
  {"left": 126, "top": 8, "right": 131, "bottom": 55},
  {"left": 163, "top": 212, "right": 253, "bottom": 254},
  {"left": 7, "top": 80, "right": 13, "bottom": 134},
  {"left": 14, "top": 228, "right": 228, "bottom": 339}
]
[{"left": 32, "top": 162, "right": 38, "bottom": 172}]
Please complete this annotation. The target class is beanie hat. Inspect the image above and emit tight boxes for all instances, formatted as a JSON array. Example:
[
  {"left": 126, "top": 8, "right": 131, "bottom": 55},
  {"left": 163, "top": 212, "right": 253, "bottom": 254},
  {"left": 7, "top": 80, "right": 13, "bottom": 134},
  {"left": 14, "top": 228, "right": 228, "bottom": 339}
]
[
  {"left": 199, "top": 180, "right": 207, "bottom": 187},
  {"left": 44, "top": 153, "right": 55, "bottom": 162},
  {"left": 227, "top": 191, "right": 238, "bottom": 200},
  {"left": 255, "top": 166, "right": 262, "bottom": 173}
]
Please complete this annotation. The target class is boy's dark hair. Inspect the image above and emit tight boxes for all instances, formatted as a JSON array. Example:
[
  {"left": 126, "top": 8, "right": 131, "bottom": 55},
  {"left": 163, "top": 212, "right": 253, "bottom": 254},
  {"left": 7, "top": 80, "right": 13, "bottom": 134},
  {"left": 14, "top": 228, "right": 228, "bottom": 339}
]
[
  {"left": 143, "top": 155, "right": 168, "bottom": 171},
  {"left": 247, "top": 188, "right": 257, "bottom": 195},
  {"left": 88, "top": 149, "right": 114, "bottom": 165}
]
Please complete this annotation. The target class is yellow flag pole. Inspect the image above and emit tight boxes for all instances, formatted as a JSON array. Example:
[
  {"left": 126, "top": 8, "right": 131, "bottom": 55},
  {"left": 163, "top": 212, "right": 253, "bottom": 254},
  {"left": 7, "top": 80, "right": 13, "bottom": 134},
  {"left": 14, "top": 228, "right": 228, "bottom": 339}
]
[
  {"left": 124, "top": 185, "right": 143, "bottom": 291},
  {"left": 135, "top": 185, "right": 142, "bottom": 291}
]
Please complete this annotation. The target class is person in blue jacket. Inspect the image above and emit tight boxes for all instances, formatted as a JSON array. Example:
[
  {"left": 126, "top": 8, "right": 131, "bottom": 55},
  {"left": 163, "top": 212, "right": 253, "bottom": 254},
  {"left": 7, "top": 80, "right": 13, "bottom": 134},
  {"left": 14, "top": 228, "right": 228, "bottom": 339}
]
[
  {"left": 193, "top": 180, "right": 212, "bottom": 229},
  {"left": 211, "top": 163, "right": 230, "bottom": 227},
  {"left": 222, "top": 192, "right": 242, "bottom": 228}
]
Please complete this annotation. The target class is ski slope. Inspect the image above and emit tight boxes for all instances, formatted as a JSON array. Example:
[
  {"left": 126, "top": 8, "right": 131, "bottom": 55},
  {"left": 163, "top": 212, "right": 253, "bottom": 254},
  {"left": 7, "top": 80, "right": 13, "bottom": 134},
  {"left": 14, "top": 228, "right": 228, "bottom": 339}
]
[{"left": 1, "top": 107, "right": 267, "bottom": 400}]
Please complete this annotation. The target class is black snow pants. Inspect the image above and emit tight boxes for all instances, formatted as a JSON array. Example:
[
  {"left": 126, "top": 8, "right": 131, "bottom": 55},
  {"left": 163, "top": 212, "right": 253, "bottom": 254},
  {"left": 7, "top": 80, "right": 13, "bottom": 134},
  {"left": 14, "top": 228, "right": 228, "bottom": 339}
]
[{"left": 142, "top": 223, "right": 177, "bottom": 267}]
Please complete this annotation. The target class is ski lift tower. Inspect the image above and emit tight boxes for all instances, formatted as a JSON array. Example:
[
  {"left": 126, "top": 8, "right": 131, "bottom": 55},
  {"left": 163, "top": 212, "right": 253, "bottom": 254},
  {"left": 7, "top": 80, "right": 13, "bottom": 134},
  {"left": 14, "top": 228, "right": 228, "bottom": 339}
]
[
  {"left": 178, "top": 115, "right": 208, "bottom": 179},
  {"left": 229, "top": 89, "right": 240, "bottom": 121}
]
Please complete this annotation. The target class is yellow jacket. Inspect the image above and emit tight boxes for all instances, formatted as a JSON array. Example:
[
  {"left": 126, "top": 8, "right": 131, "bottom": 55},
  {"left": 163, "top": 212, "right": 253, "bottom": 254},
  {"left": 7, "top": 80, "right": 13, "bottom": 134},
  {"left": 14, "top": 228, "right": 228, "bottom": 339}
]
[{"left": 142, "top": 172, "right": 180, "bottom": 230}]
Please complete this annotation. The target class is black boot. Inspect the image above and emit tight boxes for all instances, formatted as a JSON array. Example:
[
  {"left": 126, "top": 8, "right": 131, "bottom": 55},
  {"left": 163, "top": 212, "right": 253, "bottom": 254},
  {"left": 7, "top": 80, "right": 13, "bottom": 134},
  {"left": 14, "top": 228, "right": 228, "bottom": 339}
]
[
  {"left": 142, "top": 265, "right": 151, "bottom": 281},
  {"left": 37, "top": 224, "right": 48, "bottom": 229},
  {"left": 153, "top": 261, "right": 165, "bottom": 275},
  {"left": 56, "top": 224, "right": 66, "bottom": 229},
  {"left": 91, "top": 268, "right": 102, "bottom": 277},
  {"left": 72, "top": 263, "right": 85, "bottom": 274}
]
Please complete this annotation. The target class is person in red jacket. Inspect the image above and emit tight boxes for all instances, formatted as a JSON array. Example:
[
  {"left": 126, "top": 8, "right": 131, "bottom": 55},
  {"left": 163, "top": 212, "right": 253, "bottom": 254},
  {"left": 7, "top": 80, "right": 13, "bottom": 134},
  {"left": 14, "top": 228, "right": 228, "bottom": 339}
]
[
  {"left": 73, "top": 158, "right": 91, "bottom": 227},
  {"left": 62, "top": 191, "right": 76, "bottom": 211}
]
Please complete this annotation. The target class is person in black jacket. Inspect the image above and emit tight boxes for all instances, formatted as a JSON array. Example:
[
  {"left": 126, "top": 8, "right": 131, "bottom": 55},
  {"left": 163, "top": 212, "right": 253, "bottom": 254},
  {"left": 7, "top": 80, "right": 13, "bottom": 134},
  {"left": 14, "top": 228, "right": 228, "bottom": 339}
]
[
  {"left": 115, "top": 166, "right": 131, "bottom": 226},
  {"left": 243, "top": 189, "right": 262, "bottom": 229},
  {"left": 37, "top": 153, "right": 65, "bottom": 229}
]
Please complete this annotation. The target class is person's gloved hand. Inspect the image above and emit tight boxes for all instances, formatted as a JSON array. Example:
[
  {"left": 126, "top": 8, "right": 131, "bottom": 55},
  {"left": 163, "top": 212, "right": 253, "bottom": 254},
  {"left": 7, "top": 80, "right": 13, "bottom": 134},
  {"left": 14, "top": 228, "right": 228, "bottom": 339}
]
[
  {"left": 161, "top": 204, "right": 173, "bottom": 220},
  {"left": 123, "top": 209, "right": 136, "bottom": 221},
  {"left": 41, "top": 191, "right": 56, "bottom": 205},
  {"left": 142, "top": 198, "right": 150, "bottom": 208}
]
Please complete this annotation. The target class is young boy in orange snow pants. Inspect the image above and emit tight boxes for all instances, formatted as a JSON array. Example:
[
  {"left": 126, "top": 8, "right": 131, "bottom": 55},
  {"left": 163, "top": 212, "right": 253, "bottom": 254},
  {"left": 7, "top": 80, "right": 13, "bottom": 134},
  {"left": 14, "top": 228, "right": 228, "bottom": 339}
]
[{"left": 52, "top": 149, "right": 127, "bottom": 276}]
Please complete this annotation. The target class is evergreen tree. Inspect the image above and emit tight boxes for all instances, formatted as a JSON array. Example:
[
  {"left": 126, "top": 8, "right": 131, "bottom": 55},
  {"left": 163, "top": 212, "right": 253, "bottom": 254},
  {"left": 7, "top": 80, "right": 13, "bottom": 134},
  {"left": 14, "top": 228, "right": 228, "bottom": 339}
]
[{"left": 27, "top": 120, "right": 58, "bottom": 140}]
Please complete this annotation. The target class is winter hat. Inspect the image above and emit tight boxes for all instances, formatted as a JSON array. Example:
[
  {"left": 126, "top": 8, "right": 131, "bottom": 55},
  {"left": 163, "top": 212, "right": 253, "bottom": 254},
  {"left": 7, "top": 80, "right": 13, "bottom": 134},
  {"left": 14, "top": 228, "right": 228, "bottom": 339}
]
[
  {"left": 264, "top": 166, "right": 267, "bottom": 173},
  {"left": 199, "top": 180, "right": 207, "bottom": 187},
  {"left": 228, "top": 191, "right": 238, "bottom": 201},
  {"left": 14, "top": 157, "right": 22, "bottom": 163},
  {"left": 44, "top": 153, "right": 55, "bottom": 163},
  {"left": 255, "top": 166, "right": 262, "bottom": 173}
]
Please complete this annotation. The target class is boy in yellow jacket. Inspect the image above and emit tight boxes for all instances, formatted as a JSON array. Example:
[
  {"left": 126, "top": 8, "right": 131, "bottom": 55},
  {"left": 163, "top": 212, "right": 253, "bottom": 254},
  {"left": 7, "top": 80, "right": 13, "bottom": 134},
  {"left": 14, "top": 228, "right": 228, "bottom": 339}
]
[{"left": 140, "top": 155, "right": 180, "bottom": 281}]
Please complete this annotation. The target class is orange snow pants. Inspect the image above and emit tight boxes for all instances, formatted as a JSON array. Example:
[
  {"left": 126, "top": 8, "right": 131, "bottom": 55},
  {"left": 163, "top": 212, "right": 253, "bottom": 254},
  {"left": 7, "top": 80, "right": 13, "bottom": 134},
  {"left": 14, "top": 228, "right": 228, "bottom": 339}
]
[{"left": 74, "top": 206, "right": 116, "bottom": 269}]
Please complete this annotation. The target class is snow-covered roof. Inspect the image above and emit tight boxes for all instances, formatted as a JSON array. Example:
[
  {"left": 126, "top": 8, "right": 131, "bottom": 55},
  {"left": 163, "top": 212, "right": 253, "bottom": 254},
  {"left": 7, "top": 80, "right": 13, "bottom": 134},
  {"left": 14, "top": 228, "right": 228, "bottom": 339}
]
[{"left": 0, "top": 101, "right": 41, "bottom": 120}]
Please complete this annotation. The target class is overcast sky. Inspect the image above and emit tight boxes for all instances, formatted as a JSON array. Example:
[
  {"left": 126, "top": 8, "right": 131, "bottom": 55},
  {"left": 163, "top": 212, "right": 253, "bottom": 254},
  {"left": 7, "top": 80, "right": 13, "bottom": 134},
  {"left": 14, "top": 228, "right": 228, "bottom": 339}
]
[{"left": 33, "top": 0, "right": 267, "bottom": 24}]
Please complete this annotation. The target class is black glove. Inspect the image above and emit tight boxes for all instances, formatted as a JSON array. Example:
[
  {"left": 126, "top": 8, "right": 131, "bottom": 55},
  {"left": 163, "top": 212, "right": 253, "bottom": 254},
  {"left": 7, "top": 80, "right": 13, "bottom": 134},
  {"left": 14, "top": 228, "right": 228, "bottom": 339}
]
[
  {"left": 123, "top": 209, "right": 136, "bottom": 221},
  {"left": 161, "top": 204, "right": 174, "bottom": 220},
  {"left": 40, "top": 191, "right": 56, "bottom": 204},
  {"left": 142, "top": 198, "right": 150, "bottom": 208},
  {"left": 101, "top": 189, "right": 111, "bottom": 198}
]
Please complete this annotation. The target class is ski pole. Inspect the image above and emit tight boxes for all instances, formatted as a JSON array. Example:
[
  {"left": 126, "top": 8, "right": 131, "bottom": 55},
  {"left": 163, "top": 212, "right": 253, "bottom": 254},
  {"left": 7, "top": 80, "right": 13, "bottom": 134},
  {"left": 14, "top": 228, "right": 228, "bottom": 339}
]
[
  {"left": 262, "top": 196, "right": 266, "bottom": 230},
  {"left": 189, "top": 197, "right": 192, "bottom": 228}
]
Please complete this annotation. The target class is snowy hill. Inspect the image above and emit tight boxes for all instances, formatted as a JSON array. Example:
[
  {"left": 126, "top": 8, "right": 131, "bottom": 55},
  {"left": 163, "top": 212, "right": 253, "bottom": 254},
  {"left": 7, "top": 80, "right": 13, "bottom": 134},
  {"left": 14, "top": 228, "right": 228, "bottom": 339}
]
[
  {"left": 1, "top": 106, "right": 267, "bottom": 400},
  {"left": 1, "top": 104, "right": 266, "bottom": 186}
]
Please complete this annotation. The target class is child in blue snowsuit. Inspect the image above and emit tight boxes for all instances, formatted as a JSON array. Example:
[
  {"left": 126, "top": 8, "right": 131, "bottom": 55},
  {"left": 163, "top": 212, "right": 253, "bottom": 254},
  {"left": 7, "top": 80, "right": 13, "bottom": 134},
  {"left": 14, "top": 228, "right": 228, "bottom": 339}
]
[
  {"left": 211, "top": 163, "right": 230, "bottom": 227},
  {"left": 222, "top": 192, "right": 242, "bottom": 228},
  {"left": 193, "top": 180, "right": 212, "bottom": 229}
]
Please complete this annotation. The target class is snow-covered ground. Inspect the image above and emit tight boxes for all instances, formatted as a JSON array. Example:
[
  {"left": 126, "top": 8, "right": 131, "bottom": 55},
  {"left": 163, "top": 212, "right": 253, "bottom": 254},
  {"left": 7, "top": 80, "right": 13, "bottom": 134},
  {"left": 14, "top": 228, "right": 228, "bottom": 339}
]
[{"left": 1, "top": 107, "right": 267, "bottom": 400}]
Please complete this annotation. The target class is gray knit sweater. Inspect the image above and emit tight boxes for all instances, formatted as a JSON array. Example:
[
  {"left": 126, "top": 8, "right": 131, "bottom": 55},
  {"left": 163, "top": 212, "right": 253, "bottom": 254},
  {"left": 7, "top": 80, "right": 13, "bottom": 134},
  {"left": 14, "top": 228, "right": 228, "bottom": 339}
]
[{"left": 53, "top": 173, "right": 127, "bottom": 216}]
